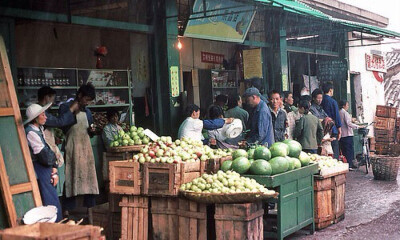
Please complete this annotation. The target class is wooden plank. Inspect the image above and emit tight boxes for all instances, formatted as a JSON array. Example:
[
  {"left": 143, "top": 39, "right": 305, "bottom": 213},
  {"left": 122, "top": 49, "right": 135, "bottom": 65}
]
[
  {"left": 0, "top": 108, "right": 13, "bottom": 116},
  {"left": 121, "top": 196, "right": 128, "bottom": 240},
  {"left": 0, "top": 148, "right": 17, "bottom": 227},
  {"left": 9, "top": 182, "right": 32, "bottom": 195}
]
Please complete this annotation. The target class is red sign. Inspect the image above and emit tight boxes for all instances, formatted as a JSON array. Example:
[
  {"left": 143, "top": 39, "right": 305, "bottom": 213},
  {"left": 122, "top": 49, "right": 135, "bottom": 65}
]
[
  {"left": 201, "top": 51, "right": 224, "bottom": 64},
  {"left": 365, "top": 53, "right": 386, "bottom": 73}
]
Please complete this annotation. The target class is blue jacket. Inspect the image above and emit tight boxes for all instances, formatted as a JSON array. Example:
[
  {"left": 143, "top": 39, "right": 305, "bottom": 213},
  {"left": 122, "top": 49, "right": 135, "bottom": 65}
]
[
  {"left": 45, "top": 110, "right": 75, "bottom": 128},
  {"left": 247, "top": 100, "right": 275, "bottom": 147},
  {"left": 59, "top": 101, "right": 93, "bottom": 134},
  {"left": 321, "top": 95, "right": 342, "bottom": 135},
  {"left": 203, "top": 119, "right": 225, "bottom": 130}
]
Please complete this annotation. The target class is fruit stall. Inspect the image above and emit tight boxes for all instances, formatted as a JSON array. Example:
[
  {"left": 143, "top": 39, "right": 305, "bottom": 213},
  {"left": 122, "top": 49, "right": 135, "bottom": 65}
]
[{"left": 104, "top": 133, "right": 350, "bottom": 240}]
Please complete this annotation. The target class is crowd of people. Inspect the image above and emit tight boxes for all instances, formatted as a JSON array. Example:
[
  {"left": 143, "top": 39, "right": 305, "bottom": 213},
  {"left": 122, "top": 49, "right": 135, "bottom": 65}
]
[{"left": 179, "top": 81, "right": 360, "bottom": 170}]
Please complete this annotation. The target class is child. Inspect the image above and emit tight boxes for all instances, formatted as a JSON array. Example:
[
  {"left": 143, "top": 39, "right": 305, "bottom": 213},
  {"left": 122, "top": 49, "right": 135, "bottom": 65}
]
[
  {"left": 294, "top": 100, "right": 323, "bottom": 154},
  {"left": 102, "top": 109, "right": 124, "bottom": 148},
  {"left": 25, "top": 103, "right": 62, "bottom": 222},
  {"left": 320, "top": 117, "right": 335, "bottom": 156}
]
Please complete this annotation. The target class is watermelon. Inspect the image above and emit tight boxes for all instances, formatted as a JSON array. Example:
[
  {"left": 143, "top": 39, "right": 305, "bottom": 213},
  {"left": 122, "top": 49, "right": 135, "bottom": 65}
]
[
  {"left": 269, "top": 142, "right": 289, "bottom": 158},
  {"left": 232, "top": 149, "right": 248, "bottom": 160},
  {"left": 286, "top": 157, "right": 296, "bottom": 171},
  {"left": 298, "top": 151, "right": 311, "bottom": 166},
  {"left": 283, "top": 140, "right": 302, "bottom": 158},
  {"left": 221, "top": 160, "right": 233, "bottom": 172},
  {"left": 231, "top": 157, "right": 251, "bottom": 174},
  {"left": 249, "top": 160, "right": 272, "bottom": 175},
  {"left": 269, "top": 157, "right": 289, "bottom": 175},
  {"left": 253, "top": 146, "right": 272, "bottom": 161},
  {"left": 293, "top": 158, "right": 302, "bottom": 169},
  {"left": 247, "top": 149, "right": 255, "bottom": 159},
  {"left": 249, "top": 159, "right": 254, "bottom": 165}
]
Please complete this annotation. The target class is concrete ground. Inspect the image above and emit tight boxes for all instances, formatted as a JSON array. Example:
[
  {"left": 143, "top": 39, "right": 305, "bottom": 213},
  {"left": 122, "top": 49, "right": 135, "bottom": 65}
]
[{"left": 288, "top": 168, "right": 400, "bottom": 240}]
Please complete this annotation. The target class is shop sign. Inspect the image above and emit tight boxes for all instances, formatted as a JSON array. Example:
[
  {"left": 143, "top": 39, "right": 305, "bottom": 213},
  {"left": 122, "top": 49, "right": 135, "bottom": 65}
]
[
  {"left": 170, "top": 66, "right": 180, "bottom": 97},
  {"left": 184, "top": 0, "right": 256, "bottom": 43},
  {"left": 365, "top": 53, "right": 386, "bottom": 73},
  {"left": 243, "top": 48, "right": 263, "bottom": 80},
  {"left": 201, "top": 51, "right": 224, "bottom": 64}
]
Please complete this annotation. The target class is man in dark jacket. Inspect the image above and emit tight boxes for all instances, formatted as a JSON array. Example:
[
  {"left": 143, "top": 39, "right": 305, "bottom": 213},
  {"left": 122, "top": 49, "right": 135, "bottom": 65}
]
[
  {"left": 269, "top": 90, "right": 287, "bottom": 142},
  {"left": 321, "top": 82, "right": 342, "bottom": 160}
]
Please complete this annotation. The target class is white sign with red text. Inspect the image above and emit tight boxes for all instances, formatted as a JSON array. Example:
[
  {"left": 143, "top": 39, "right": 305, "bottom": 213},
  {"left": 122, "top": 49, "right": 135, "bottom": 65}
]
[{"left": 365, "top": 53, "right": 386, "bottom": 73}]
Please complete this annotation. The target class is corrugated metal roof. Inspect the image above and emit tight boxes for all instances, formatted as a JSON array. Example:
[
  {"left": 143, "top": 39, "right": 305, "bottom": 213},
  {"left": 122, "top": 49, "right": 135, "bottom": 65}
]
[{"left": 255, "top": 0, "right": 400, "bottom": 38}]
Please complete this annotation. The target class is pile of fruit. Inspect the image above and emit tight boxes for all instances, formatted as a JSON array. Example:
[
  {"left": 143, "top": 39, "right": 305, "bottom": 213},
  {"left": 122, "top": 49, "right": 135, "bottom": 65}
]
[
  {"left": 221, "top": 140, "right": 312, "bottom": 176},
  {"left": 109, "top": 126, "right": 151, "bottom": 147},
  {"left": 309, "top": 154, "right": 345, "bottom": 170},
  {"left": 180, "top": 170, "right": 275, "bottom": 194},
  {"left": 132, "top": 137, "right": 232, "bottom": 164}
]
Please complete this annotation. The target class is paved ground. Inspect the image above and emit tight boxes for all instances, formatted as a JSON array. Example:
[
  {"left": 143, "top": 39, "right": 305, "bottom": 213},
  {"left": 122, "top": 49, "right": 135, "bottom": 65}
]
[{"left": 288, "top": 168, "right": 400, "bottom": 240}]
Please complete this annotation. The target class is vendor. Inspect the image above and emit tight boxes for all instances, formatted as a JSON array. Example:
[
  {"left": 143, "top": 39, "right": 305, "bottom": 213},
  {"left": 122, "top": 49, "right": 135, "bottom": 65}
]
[
  {"left": 178, "top": 104, "right": 233, "bottom": 143},
  {"left": 59, "top": 83, "right": 98, "bottom": 217},
  {"left": 25, "top": 103, "right": 62, "bottom": 222},
  {"left": 207, "top": 105, "right": 239, "bottom": 149},
  {"left": 102, "top": 109, "right": 123, "bottom": 148}
]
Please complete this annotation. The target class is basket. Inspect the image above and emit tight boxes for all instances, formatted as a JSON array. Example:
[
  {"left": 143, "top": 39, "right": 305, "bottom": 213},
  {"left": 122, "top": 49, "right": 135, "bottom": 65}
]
[
  {"left": 371, "top": 156, "right": 400, "bottom": 181},
  {"left": 180, "top": 191, "right": 278, "bottom": 204},
  {"left": 358, "top": 128, "right": 369, "bottom": 136}
]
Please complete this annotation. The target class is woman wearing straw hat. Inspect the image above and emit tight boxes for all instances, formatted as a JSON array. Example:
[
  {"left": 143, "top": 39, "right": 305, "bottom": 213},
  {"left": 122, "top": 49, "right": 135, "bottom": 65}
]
[{"left": 25, "top": 103, "right": 63, "bottom": 222}]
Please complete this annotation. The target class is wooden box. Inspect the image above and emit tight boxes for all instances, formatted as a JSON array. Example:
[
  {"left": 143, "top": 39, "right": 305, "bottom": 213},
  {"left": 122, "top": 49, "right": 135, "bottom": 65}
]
[
  {"left": 375, "top": 143, "right": 389, "bottom": 155},
  {"left": 177, "top": 198, "right": 207, "bottom": 240},
  {"left": 0, "top": 223, "right": 101, "bottom": 240},
  {"left": 396, "top": 117, "right": 400, "bottom": 128},
  {"left": 142, "top": 161, "right": 205, "bottom": 196},
  {"left": 388, "top": 118, "right": 396, "bottom": 130},
  {"left": 109, "top": 193, "right": 122, "bottom": 212},
  {"left": 374, "top": 129, "right": 395, "bottom": 143},
  {"left": 103, "top": 152, "right": 134, "bottom": 182},
  {"left": 214, "top": 201, "right": 264, "bottom": 240},
  {"left": 376, "top": 105, "right": 390, "bottom": 118},
  {"left": 389, "top": 107, "right": 397, "bottom": 119},
  {"left": 314, "top": 171, "right": 347, "bottom": 230},
  {"left": 151, "top": 197, "right": 179, "bottom": 240},
  {"left": 120, "top": 196, "right": 149, "bottom": 240},
  {"left": 109, "top": 161, "right": 142, "bottom": 195},
  {"left": 90, "top": 203, "right": 121, "bottom": 240},
  {"left": 374, "top": 117, "right": 389, "bottom": 129}
]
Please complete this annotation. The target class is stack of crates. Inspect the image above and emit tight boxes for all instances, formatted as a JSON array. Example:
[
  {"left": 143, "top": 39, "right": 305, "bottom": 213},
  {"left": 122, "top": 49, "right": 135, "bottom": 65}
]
[{"left": 374, "top": 105, "right": 397, "bottom": 154}]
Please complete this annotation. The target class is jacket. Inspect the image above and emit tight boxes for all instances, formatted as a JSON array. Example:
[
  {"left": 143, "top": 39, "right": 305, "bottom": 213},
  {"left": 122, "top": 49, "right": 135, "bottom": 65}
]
[
  {"left": 294, "top": 113, "right": 323, "bottom": 150},
  {"left": 247, "top": 100, "right": 275, "bottom": 146}
]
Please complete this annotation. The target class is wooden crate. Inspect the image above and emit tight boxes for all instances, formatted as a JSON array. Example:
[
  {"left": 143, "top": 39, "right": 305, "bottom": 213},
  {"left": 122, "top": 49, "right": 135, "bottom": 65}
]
[
  {"left": 109, "top": 211, "right": 121, "bottom": 240},
  {"left": 109, "top": 161, "right": 142, "bottom": 195},
  {"left": 376, "top": 105, "right": 390, "bottom": 118},
  {"left": 396, "top": 117, "right": 400, "bottom": 128},
  {"left": 214, "top": 201, "right": 264, "bottom": 240},
  {"left": 388, "top": 118, "right": 396, "bottom": 130},
  {"left": 374, "top": 129, "right": 395, "bottom": 143},
  {"left": 109, "top": 193, "right": 122, "bottom": 212},
  {"left": 103, "top": 152, "right": 134, "bottom": 182},
  {"left": 374, "top": 117, "right": 389, "bottom": 129},
  {"left": 0, "top": 223, "right": 101, "bottom": 240},
  {"left": 389, "top": 107, "right": 397, "bottom": 119},
  {"left": 375, "top": 143, "right": 389, "bottom": 155},
  {"left": 177, "top": 198, "right": 207, "bottom": 240},
  {"left": 120, "top": 196, "right": 149, "bottom": 240},
  {"left": 90, "top": 203, "right": 121, "bottom": 240},
  {"left": 142, "top": 161, "right": 205, "bottom": 196},
  {"left": 151, "top": 197, "right": 179, "bottom": 240}
]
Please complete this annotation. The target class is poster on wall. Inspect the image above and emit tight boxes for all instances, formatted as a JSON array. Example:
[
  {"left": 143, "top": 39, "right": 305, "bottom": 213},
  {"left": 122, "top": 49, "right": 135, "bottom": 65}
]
[
  {"left": 184, "top": 0, "right": 256, "bottom": 43},
  {"left": 170, "top": 66, "right": 180, "bottom": 97},
  {"left": 243, "top": 48, "right": 263, "bottom": 80}
]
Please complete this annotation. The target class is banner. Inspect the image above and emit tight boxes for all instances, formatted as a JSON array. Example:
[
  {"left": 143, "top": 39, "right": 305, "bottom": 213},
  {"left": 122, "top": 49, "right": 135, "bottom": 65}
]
[
  {"left": 243, "top": 48, "right": 263, "bottom": 79},
  {"left": 184, "top": 0, "right": 256, "bottom": 43},
  {"left": 365, "top": 53, "right": 386, "bottom": 73}
]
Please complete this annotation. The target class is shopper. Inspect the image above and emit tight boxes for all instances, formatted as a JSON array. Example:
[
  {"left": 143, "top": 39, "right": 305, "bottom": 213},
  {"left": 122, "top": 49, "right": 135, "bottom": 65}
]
[
  {"left": 225, "top": 94, "right": 249, "bottom": 131},
  {"left": 207, "top": 105, "right": 239, "bottom": 149},
  {"left": 269, "top": 90, "right": 287, "bottom": 142},
  {"left": 283, "top": 91, "right": 294, "bottom": 113},
  {"left": 321, "top": 82, "right": 342, "bottom": 160},
  {"left": 25, "top": 103, "right": 63, "bottom": 222},
  {"left": 243, "top": 87, "right": 274, "bottom": 146},
  {"left": 310, "top": 89, "right": 329, "bottom": 120},
  {"left": 320, "top": 117, "right": 335, "bottom": 156},
  {"left": 339, "top": 100, "right": 359, "bottom": 170},
  {"left": 102, "top": 109, "right": 124, "bottom": 147},
  {"left": 60, "top": 83, "right": 98, "bottom": 216},
  {"left": 37, "top": 86, "right": 79, "bottom": 167},
  {"left": 294, "top": 100, "right": 323, "bottom": 154},
  {"left": 286, "top": 105, "right": 302, "bottom": 140},
  {"left": 207, "top": 94, "right": 228, "bottom": 117},
  {"left": 178, "top": 104, "right": 232, "bottom": 143}
]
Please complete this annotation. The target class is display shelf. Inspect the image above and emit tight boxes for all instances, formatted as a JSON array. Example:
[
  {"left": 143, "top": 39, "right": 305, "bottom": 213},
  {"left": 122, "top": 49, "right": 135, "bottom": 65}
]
[
  {"left": 212, "top": 87, "right": 237, "bottom": 89},
  {"left": 20, "top": 106, "right": 60, "bottom": 111},
  {"left": 88, "top": 104, "right": 130, "bottom": 108},
  {"left": 94, "top": 86, "right": 130, "bottom": 89},
  {"left": 17, "top": 86, "right": 78, "bottom": 90}
]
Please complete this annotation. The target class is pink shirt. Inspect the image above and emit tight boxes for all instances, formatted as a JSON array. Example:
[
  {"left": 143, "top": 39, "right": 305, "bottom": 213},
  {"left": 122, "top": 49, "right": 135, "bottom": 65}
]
[{"left": 339, "top": 109, "right": 359, "bottom": 137}]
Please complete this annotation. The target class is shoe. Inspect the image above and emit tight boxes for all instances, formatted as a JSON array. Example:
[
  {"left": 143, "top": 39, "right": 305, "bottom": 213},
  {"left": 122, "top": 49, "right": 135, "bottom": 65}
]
[{"left": 349, "top": 167, "right": 356, "bottom": 171}]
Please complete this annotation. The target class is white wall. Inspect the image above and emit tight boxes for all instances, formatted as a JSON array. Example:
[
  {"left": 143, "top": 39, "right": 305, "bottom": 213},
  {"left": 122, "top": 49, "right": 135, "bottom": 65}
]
[{"left": 348, "top": 33, "right": 385, "bottom": 135}]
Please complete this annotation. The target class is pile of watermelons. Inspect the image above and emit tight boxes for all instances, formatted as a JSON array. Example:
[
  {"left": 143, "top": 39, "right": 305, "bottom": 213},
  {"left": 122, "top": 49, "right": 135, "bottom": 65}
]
[{"left": 221, "top": 140, "right": 311, "bottom": 176}]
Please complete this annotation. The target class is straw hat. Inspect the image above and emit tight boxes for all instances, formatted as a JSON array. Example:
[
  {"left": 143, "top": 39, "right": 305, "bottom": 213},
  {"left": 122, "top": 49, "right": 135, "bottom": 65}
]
[{"left": 24, "top": 103, "right": 52, "bottom": 125}]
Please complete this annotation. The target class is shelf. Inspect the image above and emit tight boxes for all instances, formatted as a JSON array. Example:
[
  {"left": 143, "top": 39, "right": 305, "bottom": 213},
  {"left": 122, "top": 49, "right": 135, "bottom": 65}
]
[
  {"left": 94, "top": 86, "right": 129, "bottom": 89},
  {"left": 17, "top": 86, "right": 78, "bottom": 90},
  {"left": 20, "top": 106, "right": 60, "bottom": 111},
  {"left": 213, "top": 87, "right": 237, "bottom": 89}
]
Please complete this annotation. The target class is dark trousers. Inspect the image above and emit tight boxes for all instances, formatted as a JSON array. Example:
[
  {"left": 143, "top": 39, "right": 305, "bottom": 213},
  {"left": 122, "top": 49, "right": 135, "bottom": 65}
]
[
  {"left": 331, "top": 139, "right": 340, "bottom": 160},
  {"left": 340, "top": 136, "right": 355, "bottom": 168},
  {"left": 63, "top": 194, "right": 96, "bottom": 211},
  {"left": 303, "top": 149, "right": 317, "bottom": 154},
  {"left": 33, "top": 162, "right": 63, "bottom": 222}
]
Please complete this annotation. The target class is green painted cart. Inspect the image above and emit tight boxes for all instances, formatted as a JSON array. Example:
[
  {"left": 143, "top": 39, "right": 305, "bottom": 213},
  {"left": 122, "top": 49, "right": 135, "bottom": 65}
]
[{"left": 245, "top": 163, "right": 319, "bottom": 240}]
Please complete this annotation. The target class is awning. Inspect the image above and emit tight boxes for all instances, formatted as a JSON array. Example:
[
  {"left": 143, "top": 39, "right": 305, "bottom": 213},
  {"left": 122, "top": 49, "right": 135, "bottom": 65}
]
[{"left": 255, "top": 0, "right": 400, "bottom": 38}]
